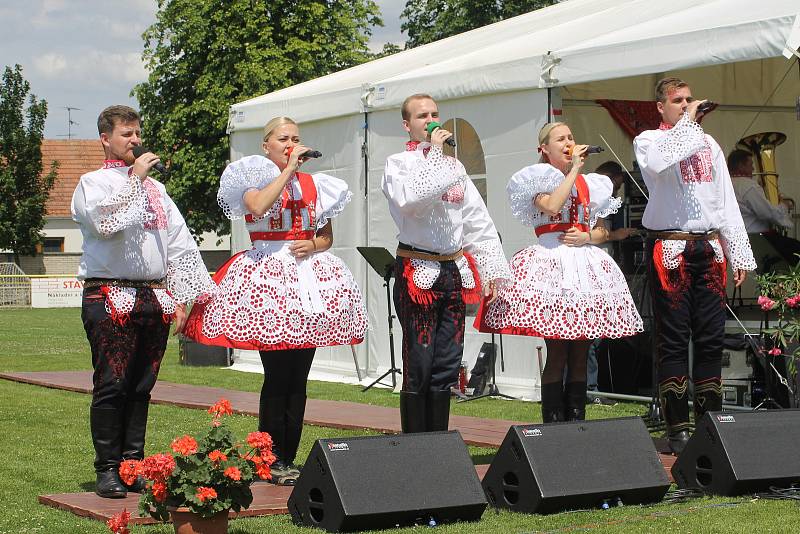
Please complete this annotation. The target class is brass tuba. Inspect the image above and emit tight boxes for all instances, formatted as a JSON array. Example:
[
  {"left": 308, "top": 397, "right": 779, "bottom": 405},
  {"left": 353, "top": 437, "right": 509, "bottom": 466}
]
[{"left": 736, "top": 132, "right": 786, "bottom": 205}]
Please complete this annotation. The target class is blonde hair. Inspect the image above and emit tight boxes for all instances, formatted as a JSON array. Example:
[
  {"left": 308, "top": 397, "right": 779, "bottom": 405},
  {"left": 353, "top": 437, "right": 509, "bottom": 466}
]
[
  {"left": 262, "top": 116, "right": 297, "bottom": 142},
  {"left": 537, "top": 122, "right": 568, "bottom": 163},
  {"left": 401, "top": 94, "right": 435, "bottom": 121},
  {"left": 655, "top": 77, "right": 688, "bottom": 103}
]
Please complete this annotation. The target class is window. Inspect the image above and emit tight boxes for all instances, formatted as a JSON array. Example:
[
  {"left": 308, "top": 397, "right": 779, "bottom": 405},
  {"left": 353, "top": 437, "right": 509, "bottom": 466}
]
[
  {"left": 441, "top": 118, "right": 487, "bottom": 204},
  {"left": 42, "top": 237, "right": 65, "bottom": 253}
]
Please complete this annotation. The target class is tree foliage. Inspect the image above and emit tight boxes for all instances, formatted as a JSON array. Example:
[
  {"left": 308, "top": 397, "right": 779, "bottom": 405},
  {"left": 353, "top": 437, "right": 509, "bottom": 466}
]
[
  {"left": 0, "top": 64, "right": 56, "bottom": 262},
  {"left": 133, "top": 0, "right": 382, "bottom": 238},
  {"left": 401, "top": 0, "right": 558, "bottom": 49}
]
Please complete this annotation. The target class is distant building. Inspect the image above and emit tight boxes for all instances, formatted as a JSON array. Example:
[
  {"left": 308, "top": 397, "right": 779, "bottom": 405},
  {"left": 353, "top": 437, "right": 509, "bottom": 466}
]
[{"left": 2, "top": 139, "right": 230, "bottom": 275}]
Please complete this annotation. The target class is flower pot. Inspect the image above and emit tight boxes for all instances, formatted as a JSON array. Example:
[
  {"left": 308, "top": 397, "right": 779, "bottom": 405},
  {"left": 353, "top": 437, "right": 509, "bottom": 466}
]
[{"left": 168, "top": 507, "right": 228, "bottom": 534}]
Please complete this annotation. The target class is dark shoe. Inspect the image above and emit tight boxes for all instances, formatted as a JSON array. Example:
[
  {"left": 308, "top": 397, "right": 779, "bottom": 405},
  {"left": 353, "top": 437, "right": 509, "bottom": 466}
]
[
  {"left": 269, "top": 461, "right": 298, "bottom": 486},
  {"left": 589, "top": 395, "right": 618, "bottom": 406},
  {"left": 667, "top": 430, "right": 690, "bottom": 456},
  {"left": 96, "top": 468, "right": 127, "bottom": 498},
  {"left": 400, "top": 391, "right": 427, "bottom": 433},
  {"left": 564, "top": 381, "right": 587, "bottom": 421},
  {"left": 123, "top": 475, "right": 147, "bottom": 493},
  {"left": 426, "top": 390, "right": 451, "bottom": 432},
  {"left": 540, "top": 382, "right": 565, "bottom": 423}
]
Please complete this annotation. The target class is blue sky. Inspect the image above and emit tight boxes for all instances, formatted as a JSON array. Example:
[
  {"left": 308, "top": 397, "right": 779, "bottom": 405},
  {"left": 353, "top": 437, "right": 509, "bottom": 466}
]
[{"left": 0, "top": 0, "right": 405, "bottom": 140}]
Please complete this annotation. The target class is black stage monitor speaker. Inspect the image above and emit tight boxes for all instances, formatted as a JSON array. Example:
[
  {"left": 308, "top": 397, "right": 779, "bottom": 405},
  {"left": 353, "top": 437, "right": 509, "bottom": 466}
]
[
  {"left": 672, "top": 410, "right": 800, "bottom": 495},
  {"left": 288, "top": 431, "right": 487, "bottom": 532},
  {"left": 482, "top": 417, "right": 669, "bottom": 514}
]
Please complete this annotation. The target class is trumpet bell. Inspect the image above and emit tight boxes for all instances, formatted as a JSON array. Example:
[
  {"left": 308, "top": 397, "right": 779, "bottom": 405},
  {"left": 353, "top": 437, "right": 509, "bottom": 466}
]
[{"left": 736, "top": 131, "right": 786, "bottom": 152}]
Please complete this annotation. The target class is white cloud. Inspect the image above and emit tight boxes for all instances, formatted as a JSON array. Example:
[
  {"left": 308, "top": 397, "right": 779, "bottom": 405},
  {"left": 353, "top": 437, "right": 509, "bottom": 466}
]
[{"left": 32, "top": 53, "right": 68, "bottom": 78}]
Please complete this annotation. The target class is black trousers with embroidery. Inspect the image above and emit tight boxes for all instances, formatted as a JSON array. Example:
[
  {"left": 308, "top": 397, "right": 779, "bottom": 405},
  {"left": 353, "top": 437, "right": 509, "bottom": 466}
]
[
  {"left": 647, "top": 239, "right": 726, "bottom": 431},
  {"left": 82, "top": 287, "right": 170, "bottom": 409},
  {"left": 393, "top": 258, "right": 465, "bottom": 393}
]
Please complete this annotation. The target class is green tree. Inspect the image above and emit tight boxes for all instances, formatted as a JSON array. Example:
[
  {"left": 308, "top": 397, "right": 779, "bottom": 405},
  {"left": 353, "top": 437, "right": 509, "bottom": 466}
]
[
  {"left": 401, "top": 0, "right": 557, "bottom": 49},
  {"left": 0, "top": 64, "right": 57, "bottom": 263},
  {"left": 133, "top": 0, "right": 382, "bottom": 238}
]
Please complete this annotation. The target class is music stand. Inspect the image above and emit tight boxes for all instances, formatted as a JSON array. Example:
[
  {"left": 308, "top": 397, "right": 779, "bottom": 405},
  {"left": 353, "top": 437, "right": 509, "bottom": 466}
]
[
  {"left": 357, "top": 247, "right": 402, "bottom": 392},
  {"left": 458, "top": 333, "right": 517, "bottom": 402}
]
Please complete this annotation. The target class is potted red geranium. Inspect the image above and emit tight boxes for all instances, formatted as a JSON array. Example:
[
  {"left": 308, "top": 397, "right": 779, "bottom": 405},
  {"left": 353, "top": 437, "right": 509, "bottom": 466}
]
[{"left": 106, "top": 398, "right": 275, "bottom": 534}]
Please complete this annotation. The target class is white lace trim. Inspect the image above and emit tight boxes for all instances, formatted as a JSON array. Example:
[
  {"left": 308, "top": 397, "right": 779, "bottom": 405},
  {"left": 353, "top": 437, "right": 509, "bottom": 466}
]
[
  {"left": 411, "top": 259, "right": 440, "bottom": 290},
  {"left": 660, "top": 239, "right": 727, "bottom": 269},
  {"left": 720, "top": 225, "right": 757, "bottom": 271},
  {"left": 468, "top": 238, "right": 511, "bottom": 284},
  {"left": 166, "top": 250, "right": 217, "bottom": 303},
  {"left": 104, "top": 287, "right": 136, "bottom": 316},
  {"left": 407, "top": 145, "right": 465, "bottom": 201},
  {"left": 93, "top": 175, "right": 152, "bottom": 236},
  {"left": 456, "top": 256, "right": 476, "bottom": 289},
  {"left": 508, "top": 171, "right": 563, "bottom": 228},
  {"left": 654, "top": 114, "right": 706, "bottom": 166},
  {"left": 590, "top": 196, "right": 622, "bottom": 229},
  {"left": 316, "top": 189, "right": 352, "bottom": 230},
  {"left": 217, "top": 156, "right": 282, "bottom": 220},
  {"left": 153, "top": 289, "right": 176, "bottom": 315}
]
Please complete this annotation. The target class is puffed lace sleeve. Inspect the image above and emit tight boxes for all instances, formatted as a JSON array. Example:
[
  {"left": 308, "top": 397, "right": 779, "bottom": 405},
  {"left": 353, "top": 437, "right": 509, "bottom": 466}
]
[
  {"left": 634, "top": 114, "right": 706, "bottom": 175},
  {"left": 313, "top": 173, "right": 352, "bottom": 229},
  {"left": 506, "top": 164, "right": 565, "bottom": 227},
  {"left": 584, "top": 172, "right": 622, "bottom": 228},
  {"left": 462, "top": 180, "right": 512, "bottom": 284},
  {"left": 217, "top": 155, "right": 281, "bottom": 220},
  {"left": 163, "top": 192, "right": 217, "bottom": 303},
  {"left": 71, "top": 172, "right": 152, "bottom": 237},
  {"left": 382, "top": 145, "right": 465, "bottom": 215}
]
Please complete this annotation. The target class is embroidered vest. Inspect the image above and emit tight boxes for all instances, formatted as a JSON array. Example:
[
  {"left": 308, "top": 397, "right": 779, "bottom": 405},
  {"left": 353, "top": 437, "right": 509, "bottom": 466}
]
[{"left": 246, "top": 172, "right": 317, "bottom": 241}]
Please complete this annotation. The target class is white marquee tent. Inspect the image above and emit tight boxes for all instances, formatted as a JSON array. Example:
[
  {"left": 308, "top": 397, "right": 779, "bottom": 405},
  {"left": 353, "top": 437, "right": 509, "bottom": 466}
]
[{"left": 225, "top": 0, "right": 800, "bottom": 399}]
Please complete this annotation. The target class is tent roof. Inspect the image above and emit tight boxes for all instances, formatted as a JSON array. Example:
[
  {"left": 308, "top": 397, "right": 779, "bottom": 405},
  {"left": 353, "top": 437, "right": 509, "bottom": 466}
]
[{"left": 229, "top": 0, "right": 799, "bottom": 131}]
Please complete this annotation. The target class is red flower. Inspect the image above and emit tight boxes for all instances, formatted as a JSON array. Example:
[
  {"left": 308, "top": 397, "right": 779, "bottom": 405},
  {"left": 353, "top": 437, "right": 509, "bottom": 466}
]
[
  {"left": 151, "top": 481, "right": 168, "bottom": 503},
  {"left": 106, "top": 509, "right": 131, "bottom": 534},
  {"left": 140, "top": 453, "right": 176, "bottom": 482},
  {"left": 208, "top": 450, "right": 228, "bottom": 464},
  {"left": 196, "top": 486, "right": 218, "bottom": 502},
  {"left": 768, "top": 347, "right": 782, "bottom": 356},
  {"left": 208, "top": 398, "right": 233, "bottom": 418},
  {"left": 171, "top": 435, "right": 199, "bottom": 456},
  {"left": 255, "top": 462, "right": 272, "bottom": 480},
  {"left": 758, "top": 295, "right": 776, "bottom": 311},
  {"left": 224, "top": 466, "right": 242, "bottom": 481},
  {"left": 118, "top": 459, "right": 141, "bottom": 486},
  {"left": 246, "top": 431, "right": 273, "bottom": 451}
]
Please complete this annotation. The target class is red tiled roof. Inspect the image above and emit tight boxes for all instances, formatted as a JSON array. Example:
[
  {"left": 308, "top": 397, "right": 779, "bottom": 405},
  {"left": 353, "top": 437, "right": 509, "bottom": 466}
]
[{"left": 41, "top": 139, "right": 105, "bottom": 217}]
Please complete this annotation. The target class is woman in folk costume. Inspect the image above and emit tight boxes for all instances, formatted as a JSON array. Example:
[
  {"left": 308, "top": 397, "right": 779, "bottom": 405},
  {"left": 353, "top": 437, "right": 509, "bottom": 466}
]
[
  {"left": 185, "top": 117, "right": 367, "bottom": 485},
  {"left": 477, "top": 122, "right": 643, "bottom": 422}
]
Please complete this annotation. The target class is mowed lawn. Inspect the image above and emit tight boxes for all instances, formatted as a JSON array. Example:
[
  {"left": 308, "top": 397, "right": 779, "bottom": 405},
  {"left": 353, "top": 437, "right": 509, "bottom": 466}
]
[{"left": 0, "top": 307, "right": 796, "bottom": 533}]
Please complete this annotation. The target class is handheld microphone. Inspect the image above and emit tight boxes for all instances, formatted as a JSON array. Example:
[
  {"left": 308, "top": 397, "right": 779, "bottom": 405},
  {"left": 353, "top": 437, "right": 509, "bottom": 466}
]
[
  {"left": 132, "top": 146, "right": 169, "bottom": 175},
  {"left": 426, "top": 122, "right": 456, "bottom": 147},
  {"left": 696, "top": 100, "right": 717, "bottom": 115},
  {"left": 288, "top": 147, "right": 323, "bottom": 159},
  {"left": 568, "top": 145, "right": 604, "bottom": 156}
]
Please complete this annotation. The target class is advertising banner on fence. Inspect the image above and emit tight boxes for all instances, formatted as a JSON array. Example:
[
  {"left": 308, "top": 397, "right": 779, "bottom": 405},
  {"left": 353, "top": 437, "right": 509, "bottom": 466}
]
[{"left": 31, "top": 277, "right": 83, "bottom": 308}]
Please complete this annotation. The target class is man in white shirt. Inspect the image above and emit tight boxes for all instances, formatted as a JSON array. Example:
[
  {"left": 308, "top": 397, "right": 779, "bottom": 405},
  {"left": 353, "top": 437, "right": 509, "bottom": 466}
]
[
  {"left": 382, "top": 94, "right": 510, "bottom": 433},
  {"left": 728, "top": 149, "right": 793, "bottom": 234},
  {"left": 634, "top": 78, "right": 756, "bottom": 455},
  {"left": 72, "top": 106, "right": 215, "bottom": 497}
]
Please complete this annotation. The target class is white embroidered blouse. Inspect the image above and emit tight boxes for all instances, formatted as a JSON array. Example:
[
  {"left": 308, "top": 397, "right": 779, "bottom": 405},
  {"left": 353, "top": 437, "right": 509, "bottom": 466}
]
[
  {"left": 381, "top": 142, "right": 511, "bottom": 285},
  {"left": 71, "top": 161, "right": 216, "bottom": 303},
  {"left": 633, "top": 115, "right": 756, "bottom": 271}
]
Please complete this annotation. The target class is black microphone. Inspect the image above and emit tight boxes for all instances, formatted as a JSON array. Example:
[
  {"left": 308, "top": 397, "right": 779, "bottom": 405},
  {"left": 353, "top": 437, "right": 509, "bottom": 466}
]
[
  {"left": 132, "top": 145, "right": 169, "bottom": 175},
  {"left": 426, "top": 122, "right": 456, "bottom": 147},
  {"left": 569, "top": 145, "right": 604, "bottom": 155},
  {"left": 696, "top": 100, "right": 717, "bottom": 115},
  {"left": 288, "top": 147, "right": 323, "bottom": 159}
]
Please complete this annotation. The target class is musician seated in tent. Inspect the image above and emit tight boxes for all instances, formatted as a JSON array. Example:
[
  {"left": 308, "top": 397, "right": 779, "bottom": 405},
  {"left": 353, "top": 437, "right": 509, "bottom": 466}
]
[
  {"left": 729, "top": 148, "right": 800, "bottom": 268},
  {"left": 382, "top": 93, "right": 511, "bottom": 434},
  {"left": 634, "top": 77, "right": 756, "bottom": 455}
]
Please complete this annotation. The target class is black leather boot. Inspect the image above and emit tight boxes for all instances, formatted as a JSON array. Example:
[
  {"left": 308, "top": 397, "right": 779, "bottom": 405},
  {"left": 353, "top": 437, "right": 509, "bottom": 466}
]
[
  {"left": 121, "top": 400, "right": 149, "bottom": 493},
  {"left": 91, "top": 406, "right": 127, "bottom": 498},
  {"left": 564, "top": 381, "right": 587, "bottom": 421},
  {"left": 400, "top": 391, "right": 427, "bottom": 433},
  {"left": 426, "top": 390, "right": 451, "bottom": 432},
  {"left": 283, "top": 394, "right": 308, "bottom": 466},
  {"left": 540, "top": 382, "right": 565, "bottom": 423},
  {"left": 693, "top": 377, "right": 722, "bottom": 422},
  {"left": 659, "top": 378, "right": 691, "bottom": 455}
]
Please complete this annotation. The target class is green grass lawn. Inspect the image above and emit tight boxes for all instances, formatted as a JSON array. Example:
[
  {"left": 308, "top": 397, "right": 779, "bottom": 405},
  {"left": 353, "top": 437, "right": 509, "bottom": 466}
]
[{"left": 0, "top": 307, "right": 796, "bottom": 533}]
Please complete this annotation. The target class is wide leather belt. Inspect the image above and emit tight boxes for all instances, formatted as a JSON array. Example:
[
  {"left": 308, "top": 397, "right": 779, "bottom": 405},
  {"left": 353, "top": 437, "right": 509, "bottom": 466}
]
[
  {"left": 647, "top": 230, "right": 720, "bottom": 241},
  {"left": 83, "top": 278, "right": 166, "bottom": 289}
]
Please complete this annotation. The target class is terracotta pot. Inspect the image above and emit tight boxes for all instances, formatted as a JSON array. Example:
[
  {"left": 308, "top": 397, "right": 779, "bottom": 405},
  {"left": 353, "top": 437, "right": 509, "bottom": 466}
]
[{"left": 168, "top": 507, "right": 228, "bottom": 534}]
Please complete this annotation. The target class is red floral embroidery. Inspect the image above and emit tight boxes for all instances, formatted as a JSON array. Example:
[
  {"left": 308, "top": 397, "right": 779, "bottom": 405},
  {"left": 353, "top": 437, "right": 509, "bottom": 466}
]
[{"left": 142, "top": 180, "right": 168, "bottom": 230}]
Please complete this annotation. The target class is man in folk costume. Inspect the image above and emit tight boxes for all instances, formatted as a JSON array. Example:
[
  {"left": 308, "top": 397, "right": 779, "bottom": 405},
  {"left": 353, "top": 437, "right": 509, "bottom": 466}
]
[
  {"left": 382, "top": 94, "right": 511, "bottom": 433},
  {"left": 634, "top": 78, "right": 756, "bottom": 455},
  {"left": 72, "top": 105, "right": 216, "bottom": 497}
]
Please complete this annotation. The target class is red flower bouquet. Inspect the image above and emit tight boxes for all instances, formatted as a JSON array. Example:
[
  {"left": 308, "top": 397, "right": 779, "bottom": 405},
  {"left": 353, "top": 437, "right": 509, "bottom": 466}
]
[{"left": 114, "top": 398, "right": 275, "bottom": 521}]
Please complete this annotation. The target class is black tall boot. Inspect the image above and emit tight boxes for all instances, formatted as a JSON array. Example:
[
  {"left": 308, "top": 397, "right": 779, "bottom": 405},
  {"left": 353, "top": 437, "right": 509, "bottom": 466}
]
[
  {"left": 540, "top": 382, "right": 565, "bottom": 423},
  {"left": 400, "top": 391, "right": 427, "bottom": 433},
  {"left": 693, "top": 377, "right": 722, "bottom": 422},
  {"left": 90, "top": 406, "right": 127, "bottom": 498},
  {"left": 563, "top": 381, "right": 587, "bottom": 421},
  {"left": 659, "top": 377, "right": 691, "bottom": 455},
  {"left": 283, "top": 394, "right": 307, "bottom": 466},
  {"left": 426, "top": 390, "right": 451, "bottom": 432},
  {"left": 121, "top": 400, "right": 149, "bottom": 492}
]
